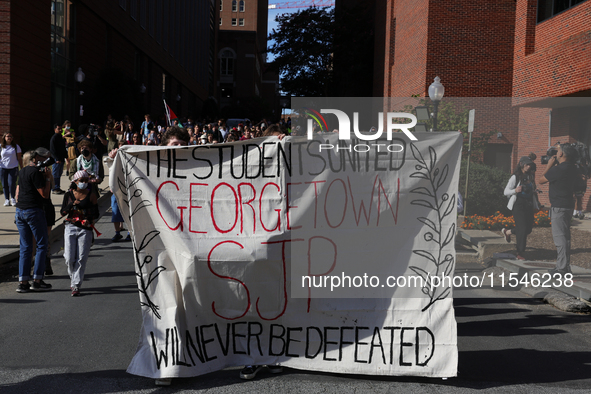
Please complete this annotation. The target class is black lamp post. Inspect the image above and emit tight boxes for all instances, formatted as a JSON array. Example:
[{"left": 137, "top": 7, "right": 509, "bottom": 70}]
[{"left": 428, "top": 76, "right": 445, "bottom": 131}]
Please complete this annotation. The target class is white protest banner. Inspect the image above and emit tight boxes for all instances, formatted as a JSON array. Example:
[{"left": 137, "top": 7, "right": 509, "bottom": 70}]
[{"left": 110, "top": 131, "right": 462, "bottom": 379}]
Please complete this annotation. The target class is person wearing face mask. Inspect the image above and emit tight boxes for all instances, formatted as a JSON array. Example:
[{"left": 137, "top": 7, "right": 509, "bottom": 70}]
[
  {"left": 60, "top": 170, "right": 99, "bottom": 296},
  {"left": 69, "top": 140, "right": 101, "bottom": 183}
]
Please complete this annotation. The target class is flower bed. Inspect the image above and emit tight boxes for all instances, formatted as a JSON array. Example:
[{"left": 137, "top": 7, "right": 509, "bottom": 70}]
[{"left": 461, "top": 210, "right": 551, "bottom": 230}]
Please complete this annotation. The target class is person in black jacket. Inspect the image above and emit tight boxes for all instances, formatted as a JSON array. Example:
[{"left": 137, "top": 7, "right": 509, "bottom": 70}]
[{"left": 49, "top": 123, "right": 68, "bottom": 194}]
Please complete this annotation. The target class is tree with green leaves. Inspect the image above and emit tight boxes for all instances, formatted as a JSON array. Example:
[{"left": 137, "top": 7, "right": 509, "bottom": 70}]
[
  {"left": 267, "top": 7, "right": 334, "bottom": 97},
  {"left": 401, "top": 99, "right": 494, "bottom": 162}
]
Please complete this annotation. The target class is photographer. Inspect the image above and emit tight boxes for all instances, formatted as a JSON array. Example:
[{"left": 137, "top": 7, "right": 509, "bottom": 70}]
[
  {"left": 538, "top": 143, "right": 581, "bottom": 276},
  {"left": 14, "top": 147, "right": 53, "bottom": 292}
]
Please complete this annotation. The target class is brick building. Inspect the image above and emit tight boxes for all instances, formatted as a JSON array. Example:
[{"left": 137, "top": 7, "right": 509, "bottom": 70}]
[
  {"left": 218, "top": 0, "right": 280, "bottom": 119},
  {"left": 338, "top": 0, "right": 590, "bottom": 208},
  {"left": 512, "top": 0, "right": 591, "bottom": 208},
  {"left": 0, "top": 0, "right": 218, "bottom": 149}
]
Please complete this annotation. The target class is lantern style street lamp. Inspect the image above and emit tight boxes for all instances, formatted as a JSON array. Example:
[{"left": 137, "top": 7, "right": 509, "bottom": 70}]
[{"left": 428, "top": 76, "right": 445, "bottom": 131}]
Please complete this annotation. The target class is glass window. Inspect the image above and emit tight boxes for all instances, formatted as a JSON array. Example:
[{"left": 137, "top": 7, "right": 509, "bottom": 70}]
[
  {"left": 231, "top": 18, "right": 237, "bottom": 26},
  {"left": 140, "top": 0, "right": 147, "bottom": 29},
  {"left": 232, "top": 0, "right": 237, "bottom": 12},
  {"left": 51, "top": 0, "right": 77, "bottom": 130},
  {"left": 220, "top": 0, "right": 223, "bottom": 11},
  {"left": 219, "top": 18, "right": 222, "bottom": 25},
  {"left": 239, "top": 18, "right": 244, "bottom": 26},
  {"left": 239, "top": 0, "right": 244, "bottom": 12},
  {"left": 220, "top": 49, "right": 235, "bottom": 75},
  {"left": 130, "top": 0, "right": 137, "bottom": 20},
  {"left": 148, "top": 0, "right": 155, "bottom": 36},
  {"left": 538, "top": 0, "right": 589, "bottom": 23}
]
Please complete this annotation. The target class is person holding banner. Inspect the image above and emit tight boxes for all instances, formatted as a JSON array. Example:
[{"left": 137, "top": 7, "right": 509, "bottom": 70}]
[
  {"left": 502, "top": 156, "right": 538, "bottom": 260},
  {"left": 160, "top": 126, "right": 190, "bottom": 147},
  {"left": 60, "top": 170, "right": 99, "bottom": 296}
]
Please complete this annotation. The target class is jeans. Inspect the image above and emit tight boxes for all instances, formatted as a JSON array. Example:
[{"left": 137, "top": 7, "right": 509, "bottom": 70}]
[
  {"left": 64, "top": 223, "right": 93, "bottom": 288},
  {"left": 15, "top": 207, "right": 48, "bottom": 281},
  {"left": 0, "top": 167, "right": 18, "bottom": 199},
  {"left": 52, "top": 162, "right": 64, "bottom": 190},
  {"left": 550, "top": 207, "right": 572, "bottom": 271}
]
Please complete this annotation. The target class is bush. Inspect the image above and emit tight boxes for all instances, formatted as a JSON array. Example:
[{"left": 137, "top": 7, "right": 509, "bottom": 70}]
[{"left": 459, "top": 160, "right": 511, "bottom": 217}]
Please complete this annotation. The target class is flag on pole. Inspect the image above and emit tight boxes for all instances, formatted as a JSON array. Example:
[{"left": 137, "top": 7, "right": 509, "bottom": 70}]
[{"left": 163, "top": 100, "right": 179, "bottom": 126}]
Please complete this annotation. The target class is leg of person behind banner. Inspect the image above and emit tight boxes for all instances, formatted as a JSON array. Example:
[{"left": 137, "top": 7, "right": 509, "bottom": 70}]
[{"left": 155, "top": 378, "right": 172, "bottom": 386}]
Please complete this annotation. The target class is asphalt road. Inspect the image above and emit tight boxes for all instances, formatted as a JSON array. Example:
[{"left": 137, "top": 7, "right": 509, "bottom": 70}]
[{"left": 1, "top": 214, "right": 590, "bottom": 393}]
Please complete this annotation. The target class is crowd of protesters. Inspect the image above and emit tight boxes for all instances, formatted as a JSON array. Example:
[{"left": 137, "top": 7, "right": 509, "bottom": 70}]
[{"left": 6, "top": 112, "right": 291, "bottom": 298}]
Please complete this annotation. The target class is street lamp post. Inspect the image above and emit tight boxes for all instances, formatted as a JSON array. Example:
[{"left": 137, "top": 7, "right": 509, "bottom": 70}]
[{"left": 428, "top": 76, "right": 445, "bottom": 131}]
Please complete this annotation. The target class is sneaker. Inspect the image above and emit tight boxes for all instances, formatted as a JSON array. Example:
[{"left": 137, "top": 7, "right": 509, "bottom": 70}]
[
  {"left": 501, "top": 228, "right": 511, "bottom": 243},
  {"left": 52, "top": 189, "right": 65, "bottom": 195},
  {"left": 45, "top": 257, "right": 53, "bottom": 276},
  {"left": 31, "top": 280, "right": 52, "bottom": 291},
  {"left": 3, "top": 199, "right": 9, "bottom": 207},
  {"left": 240, "top": 365, "right": 263, "bottom": 380},
  {"left": 155, "top": 378, "right": 172, "bottom": 386},
  {"left": 267, "top": 365, "right": 283, "bottom": 374},
  {"left": 124, "top": 234, "right": 131, "bottom": 242},
  {"left": 16, "top": 283, "right": 31, "bottom": 293},
  {"left": 10, "top": 198, "right": 16, "bottom": 206},
  {"left": 111, "top": 233, "right": 123, "bottom": 242},
  {"left": 71, "top": 287, "right": 81, "bottom": 297}
]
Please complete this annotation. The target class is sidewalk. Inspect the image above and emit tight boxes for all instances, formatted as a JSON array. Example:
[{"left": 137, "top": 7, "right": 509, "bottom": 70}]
[
  {"left": 457, "top": 216, "right": 591, "bottom": 303},
  {"left": 0, "top": 163, "right": 112, "bottom": 265}
]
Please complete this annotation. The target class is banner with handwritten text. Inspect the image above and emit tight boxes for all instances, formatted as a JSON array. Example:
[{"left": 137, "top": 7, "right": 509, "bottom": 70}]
[{"left": 111, "top": 132, "right": 462, "bottom": 379}]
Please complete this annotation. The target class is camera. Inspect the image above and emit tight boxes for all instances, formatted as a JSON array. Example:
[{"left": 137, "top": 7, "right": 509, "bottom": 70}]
[
  {"left": 35, "top": 157, "right": 55, "bottom": 170},
  {"left": 88, "top": 124, "right": 99, "bottom": 136},
  {"left": 541, "top": 147, "right": 558, "bottom": 165}
]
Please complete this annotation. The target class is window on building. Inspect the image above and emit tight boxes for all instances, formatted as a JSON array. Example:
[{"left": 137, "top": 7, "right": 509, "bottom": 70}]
[
  {"left": 232, "top": 0, "right": 237, "bottom": 12},
  {"left": 537, "top": 0, "right": 588, "bottom": 23},
  {"left": 231, "top": 18, "right": 237, "bottom": 26},
  {"left": 219, "top": 18, "right": 222, "bottom": 25},
  {"left": 239, "top": 0, "right": 245, "bottom": 12},
  {"left": 239, "top": 18, "right": 244, "bottom": 26},
  {"left": 130, "top": 0, "right": 137, "bottom": 20},
  {"left": 148, "top": 0, "right": 155, "bottom": 36},
  {"left": 51, "top": 0, "right": 76, "bottom": 127},
  {"left": 140, "top": 0, "right": 146, "bottom": 29},
  {"left": 220, "top": 49, "right": 235, "bottom": 76},
  {"left": 220, "top": 0, "right": 223, "bottom": 11}
]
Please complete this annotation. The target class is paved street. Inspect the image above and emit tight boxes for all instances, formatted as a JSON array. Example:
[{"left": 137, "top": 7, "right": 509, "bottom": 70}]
[{"left": 1, "top": 209, "right": 590, "bottom": 393}]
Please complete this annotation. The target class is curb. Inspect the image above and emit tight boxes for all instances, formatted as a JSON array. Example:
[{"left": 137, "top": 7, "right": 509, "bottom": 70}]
[{"left": 493, "top": 258, "right": 591, "bottom": 313}]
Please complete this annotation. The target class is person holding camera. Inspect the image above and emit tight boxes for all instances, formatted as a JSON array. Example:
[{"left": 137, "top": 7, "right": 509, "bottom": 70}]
[
  {"left": 14, "top": 147, "right": 53, "bottom": 293},
  {"left": 538, "top": 144, "right": 581, "bottom": 275},
  {"left": 60, "top": 170, "right": 99, "bottom": 296},
  {"left": 502, "top": 156, "right": 539, "bottom": 260}
]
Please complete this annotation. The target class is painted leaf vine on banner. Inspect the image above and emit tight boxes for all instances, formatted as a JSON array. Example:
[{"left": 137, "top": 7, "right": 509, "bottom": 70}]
[
  {"left": 118, "top": 151, "right": 165, "bottom": 319},
  {"left": 409, "top": 143, "right": 456, "bottom": 312}
]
